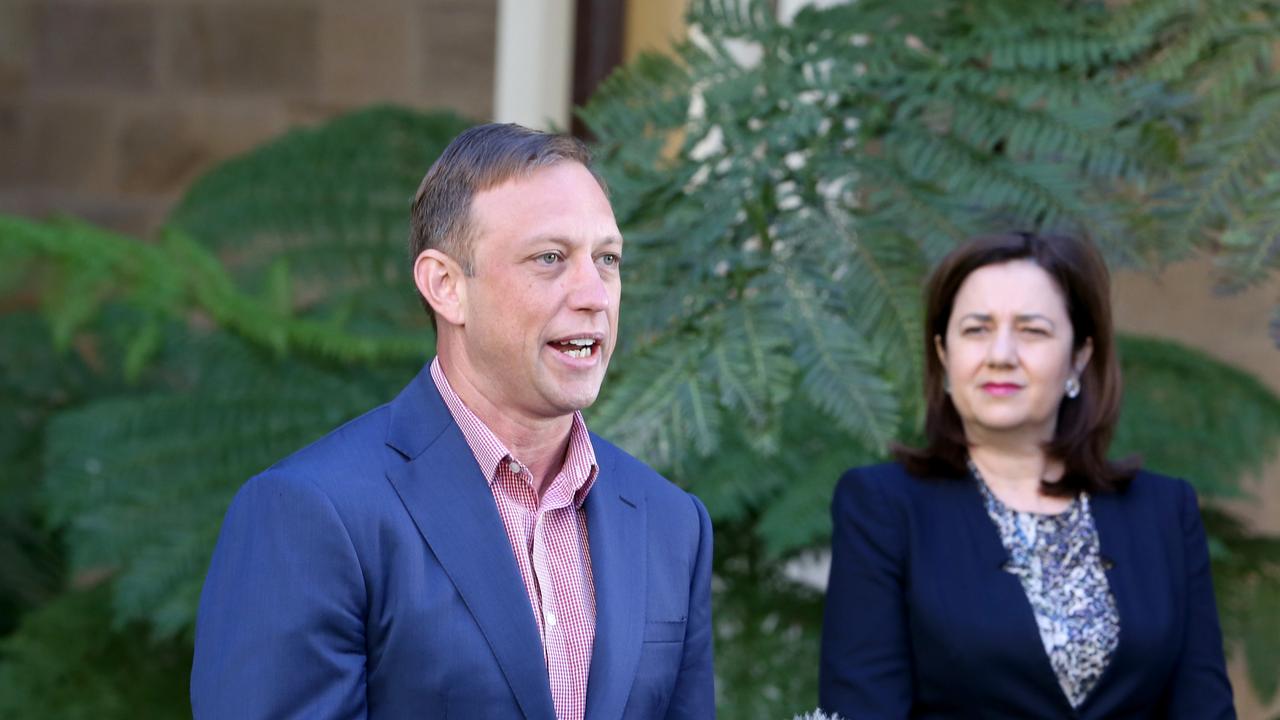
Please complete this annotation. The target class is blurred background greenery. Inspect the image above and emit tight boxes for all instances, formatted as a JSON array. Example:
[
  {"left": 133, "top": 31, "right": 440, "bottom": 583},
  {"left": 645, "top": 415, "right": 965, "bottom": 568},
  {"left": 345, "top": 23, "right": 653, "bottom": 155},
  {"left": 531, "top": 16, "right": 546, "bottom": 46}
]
[{"left": 2, "top": 0, "right": 1279, "bottom": 717}]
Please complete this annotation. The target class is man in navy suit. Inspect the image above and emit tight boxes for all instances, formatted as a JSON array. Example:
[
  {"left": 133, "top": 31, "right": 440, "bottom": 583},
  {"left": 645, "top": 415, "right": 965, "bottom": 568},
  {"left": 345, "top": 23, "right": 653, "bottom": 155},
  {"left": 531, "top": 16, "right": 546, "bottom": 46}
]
[{"left": 191, "top": 124, "right": 715, "bottom": 719}]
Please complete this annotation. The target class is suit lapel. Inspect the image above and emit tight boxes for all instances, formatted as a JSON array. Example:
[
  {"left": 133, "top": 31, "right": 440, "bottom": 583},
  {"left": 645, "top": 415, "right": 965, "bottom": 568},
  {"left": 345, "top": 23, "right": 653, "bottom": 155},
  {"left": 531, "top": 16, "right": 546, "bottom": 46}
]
[
  {"left": 583, "top": 445, "right": 646, "bottom": 720},
  {"left": 384, "top": 367, "right": 556, "bottom": 720}
]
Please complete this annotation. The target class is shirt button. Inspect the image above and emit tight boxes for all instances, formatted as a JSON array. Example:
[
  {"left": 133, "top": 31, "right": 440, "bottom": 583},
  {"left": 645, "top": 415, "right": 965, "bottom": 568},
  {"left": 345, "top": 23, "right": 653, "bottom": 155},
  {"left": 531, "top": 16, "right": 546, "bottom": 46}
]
[
  {"left": 508, "top": 460, "right": 521, "bottom": 475},
  {"left": 546, "top": 611, "right": 557, "bottom": 627}
]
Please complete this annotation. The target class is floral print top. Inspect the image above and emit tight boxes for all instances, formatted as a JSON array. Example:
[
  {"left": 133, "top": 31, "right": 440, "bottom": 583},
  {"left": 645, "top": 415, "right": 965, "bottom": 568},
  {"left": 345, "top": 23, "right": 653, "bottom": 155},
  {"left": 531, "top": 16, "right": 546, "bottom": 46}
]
[{"left": 971, "top": 463, "right": 1120, "bottom": 709}]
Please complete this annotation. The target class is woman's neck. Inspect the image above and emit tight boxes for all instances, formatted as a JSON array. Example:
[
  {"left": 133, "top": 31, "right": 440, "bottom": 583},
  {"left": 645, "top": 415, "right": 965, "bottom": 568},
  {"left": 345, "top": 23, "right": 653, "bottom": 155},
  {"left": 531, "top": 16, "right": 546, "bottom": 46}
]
[{"left": 968, "top": 444, "right": 1073, "bottom": 515}]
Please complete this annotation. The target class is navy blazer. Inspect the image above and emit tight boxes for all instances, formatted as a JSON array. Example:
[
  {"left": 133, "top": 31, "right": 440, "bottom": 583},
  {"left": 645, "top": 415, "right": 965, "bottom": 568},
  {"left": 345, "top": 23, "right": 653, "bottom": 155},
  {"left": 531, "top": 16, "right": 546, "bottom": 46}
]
[
  {"left": 819, "top": 462, "right": 1235, "bottom": 719},
  {"left": 191, "top": 364, "right": 715, "bottom": 719}
]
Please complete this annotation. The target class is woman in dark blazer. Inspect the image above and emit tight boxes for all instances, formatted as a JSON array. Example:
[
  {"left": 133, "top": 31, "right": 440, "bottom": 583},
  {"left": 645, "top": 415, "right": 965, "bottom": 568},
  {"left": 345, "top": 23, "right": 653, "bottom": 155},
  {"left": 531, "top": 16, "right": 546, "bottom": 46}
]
[{"left": 819, "top": 232, "right": 1236, "bottom": 719}]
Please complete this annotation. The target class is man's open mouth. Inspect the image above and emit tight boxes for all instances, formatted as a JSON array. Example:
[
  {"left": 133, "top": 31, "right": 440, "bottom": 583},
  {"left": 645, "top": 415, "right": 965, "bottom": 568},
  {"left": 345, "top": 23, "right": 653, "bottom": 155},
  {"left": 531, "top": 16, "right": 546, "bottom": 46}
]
[{"left": 550, "top": 337, "right": 598, "bottom": 359}]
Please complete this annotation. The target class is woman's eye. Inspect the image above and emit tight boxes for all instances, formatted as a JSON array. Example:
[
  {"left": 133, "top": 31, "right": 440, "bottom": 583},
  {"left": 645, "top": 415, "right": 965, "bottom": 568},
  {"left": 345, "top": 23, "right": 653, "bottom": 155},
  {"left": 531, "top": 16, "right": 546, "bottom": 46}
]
[
  {"left": 1021, "top": 326, "right": 1049, "bottom": 336},
  {"left": 960, "top": 326, "right": 985, "bottom": 335}
]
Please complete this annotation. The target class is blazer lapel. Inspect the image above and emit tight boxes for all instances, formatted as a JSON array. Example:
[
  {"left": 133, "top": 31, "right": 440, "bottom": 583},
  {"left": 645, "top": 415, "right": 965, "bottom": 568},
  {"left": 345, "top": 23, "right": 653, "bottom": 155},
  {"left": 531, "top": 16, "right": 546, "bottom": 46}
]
[
  {"left": 952, "top": 477, "right": 1077, "bottom": 714},
  {"left": 583, "top": 446, "right": 646, "bottom": 720},
  {"left": 384, "top": 367, "right": 556, "bottom": 720},
  {"left": 1079, "top": 489, "right": 1138, "bottom": 715}
]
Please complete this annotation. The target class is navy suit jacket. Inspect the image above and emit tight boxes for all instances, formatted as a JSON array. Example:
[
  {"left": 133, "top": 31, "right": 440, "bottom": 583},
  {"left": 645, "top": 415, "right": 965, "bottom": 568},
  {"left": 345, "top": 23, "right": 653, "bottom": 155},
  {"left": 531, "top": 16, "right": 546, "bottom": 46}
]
[
  {"left": 191, "top": 364, "right": 715, "bottom": 719},
  {"left": 819, "top": 462, "right": 1235, "bottom": 719}
]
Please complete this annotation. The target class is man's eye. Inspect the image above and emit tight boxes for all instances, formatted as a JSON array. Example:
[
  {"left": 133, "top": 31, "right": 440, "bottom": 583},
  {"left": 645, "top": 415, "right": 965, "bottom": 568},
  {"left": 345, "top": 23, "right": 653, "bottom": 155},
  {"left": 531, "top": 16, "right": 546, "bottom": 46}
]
[
  {"left": 536, "top": 252, "right": 561, "bottom": 265},
  {"left": 600, "top": 253, "right": 621, "bottom": 267}
]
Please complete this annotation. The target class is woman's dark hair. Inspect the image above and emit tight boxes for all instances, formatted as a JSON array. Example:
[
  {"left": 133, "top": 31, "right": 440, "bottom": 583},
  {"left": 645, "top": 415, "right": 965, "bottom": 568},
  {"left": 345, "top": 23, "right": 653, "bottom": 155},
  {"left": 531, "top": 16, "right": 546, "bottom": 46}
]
[{"left": 894, "top": 231, "right": 1137, "bottom": 495}]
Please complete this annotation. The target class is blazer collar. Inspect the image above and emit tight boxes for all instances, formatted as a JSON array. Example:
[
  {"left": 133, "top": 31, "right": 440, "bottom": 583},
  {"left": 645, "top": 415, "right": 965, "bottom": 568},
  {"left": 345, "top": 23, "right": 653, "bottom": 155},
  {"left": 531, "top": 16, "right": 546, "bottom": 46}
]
[
  {"left": 384, "top": 366, "right": 557, "bottom": 720},
  {"left": 583, "top": 439, "right": 647, "bottom": 720}
]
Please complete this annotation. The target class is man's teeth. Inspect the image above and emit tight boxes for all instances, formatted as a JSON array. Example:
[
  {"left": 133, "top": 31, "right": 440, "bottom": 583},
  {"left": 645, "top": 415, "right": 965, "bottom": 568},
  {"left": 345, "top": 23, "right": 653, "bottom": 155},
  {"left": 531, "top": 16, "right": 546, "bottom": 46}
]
[{"left": 556, "top": 339, "right": 595, "bottom": 359}]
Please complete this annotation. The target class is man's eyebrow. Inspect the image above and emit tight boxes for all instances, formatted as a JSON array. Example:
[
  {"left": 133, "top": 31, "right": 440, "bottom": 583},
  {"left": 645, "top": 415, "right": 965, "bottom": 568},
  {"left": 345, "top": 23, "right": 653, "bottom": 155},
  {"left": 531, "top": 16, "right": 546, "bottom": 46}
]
[{"left": 518, "top": 234, "right": 624, "bottom": 248}]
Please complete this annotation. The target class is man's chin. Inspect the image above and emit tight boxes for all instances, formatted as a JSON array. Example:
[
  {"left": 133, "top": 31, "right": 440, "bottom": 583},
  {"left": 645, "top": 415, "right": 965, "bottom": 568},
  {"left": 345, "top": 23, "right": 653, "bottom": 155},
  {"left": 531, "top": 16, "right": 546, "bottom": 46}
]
[{"left": 544, "top": 382, "right": 603, "bottom": 415}]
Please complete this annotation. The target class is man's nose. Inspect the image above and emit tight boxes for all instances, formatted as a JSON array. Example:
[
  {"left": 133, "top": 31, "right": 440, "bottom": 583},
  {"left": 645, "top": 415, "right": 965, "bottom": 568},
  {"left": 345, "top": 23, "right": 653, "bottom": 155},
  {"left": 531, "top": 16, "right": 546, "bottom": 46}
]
[{"left": 565, "top": 256, "right": 611, "bottom": 312}]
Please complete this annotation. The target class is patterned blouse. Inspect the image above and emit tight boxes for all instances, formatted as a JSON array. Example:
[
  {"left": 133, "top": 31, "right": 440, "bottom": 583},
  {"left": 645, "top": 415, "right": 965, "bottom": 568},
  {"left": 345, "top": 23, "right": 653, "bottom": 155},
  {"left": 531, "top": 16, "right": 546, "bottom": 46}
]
[{"left": 971, "top": 463, "right": 1120, "bottom": 708}]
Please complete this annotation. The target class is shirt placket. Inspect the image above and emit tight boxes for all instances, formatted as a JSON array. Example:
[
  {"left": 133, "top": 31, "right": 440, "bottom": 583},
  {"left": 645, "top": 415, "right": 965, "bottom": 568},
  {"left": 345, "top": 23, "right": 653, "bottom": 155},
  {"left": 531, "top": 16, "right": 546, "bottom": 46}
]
[{"left": 532, "top": 506, "right": 571, "bottom": 712}]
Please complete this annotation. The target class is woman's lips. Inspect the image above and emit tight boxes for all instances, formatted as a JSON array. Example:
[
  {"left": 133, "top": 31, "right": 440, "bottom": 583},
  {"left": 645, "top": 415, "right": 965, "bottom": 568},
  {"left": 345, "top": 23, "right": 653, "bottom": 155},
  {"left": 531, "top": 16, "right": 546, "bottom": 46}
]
[{"left": 981, "top": 383, "right": 1022, "bottom": 396}]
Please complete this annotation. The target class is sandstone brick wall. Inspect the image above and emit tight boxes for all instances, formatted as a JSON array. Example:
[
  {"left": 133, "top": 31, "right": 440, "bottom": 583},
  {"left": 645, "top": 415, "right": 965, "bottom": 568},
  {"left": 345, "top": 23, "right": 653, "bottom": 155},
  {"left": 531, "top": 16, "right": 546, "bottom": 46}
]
[{"left": 0, "top": 0, "right": 497, "bottom": 237}]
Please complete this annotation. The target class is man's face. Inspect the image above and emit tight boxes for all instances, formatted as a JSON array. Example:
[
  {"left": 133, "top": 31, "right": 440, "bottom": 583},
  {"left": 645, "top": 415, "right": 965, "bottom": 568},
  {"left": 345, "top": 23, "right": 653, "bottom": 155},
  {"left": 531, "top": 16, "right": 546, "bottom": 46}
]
[{"left": 455, "top": 161, "right": 622, "bottom": 422}]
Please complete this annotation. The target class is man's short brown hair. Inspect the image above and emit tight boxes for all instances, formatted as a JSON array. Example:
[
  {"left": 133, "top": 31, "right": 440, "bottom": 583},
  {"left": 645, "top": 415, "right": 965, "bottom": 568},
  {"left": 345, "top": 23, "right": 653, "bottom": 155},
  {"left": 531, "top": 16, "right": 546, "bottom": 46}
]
[{"left": 409, "top": 123, "right": 604, "bottom": 297}]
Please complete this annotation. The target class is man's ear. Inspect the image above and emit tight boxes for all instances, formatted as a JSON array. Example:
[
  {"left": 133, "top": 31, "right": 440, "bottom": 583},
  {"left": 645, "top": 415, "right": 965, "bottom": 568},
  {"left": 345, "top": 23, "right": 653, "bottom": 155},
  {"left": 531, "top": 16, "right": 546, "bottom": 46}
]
[{"left": 413, "top": 249, "right": 467, "bottom": 326}]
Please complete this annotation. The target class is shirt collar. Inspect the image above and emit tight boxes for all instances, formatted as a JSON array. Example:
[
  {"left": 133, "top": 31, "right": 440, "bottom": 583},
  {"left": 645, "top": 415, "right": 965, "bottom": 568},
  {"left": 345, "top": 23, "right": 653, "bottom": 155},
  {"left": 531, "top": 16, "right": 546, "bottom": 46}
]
[{"left": 429, "top": 357, "right": 599, "bottom": 507}]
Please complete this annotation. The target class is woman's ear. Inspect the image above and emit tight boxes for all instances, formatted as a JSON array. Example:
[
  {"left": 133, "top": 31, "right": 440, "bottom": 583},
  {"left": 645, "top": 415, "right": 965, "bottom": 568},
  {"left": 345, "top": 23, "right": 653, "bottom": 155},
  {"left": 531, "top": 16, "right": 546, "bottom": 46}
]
[
  {"left": 413, "top": 249, "right": 467, "bottom": 327},
  {"left": 934, "top": 333, "right": 948, "bottom": 368},
  {"left": 1073, "top": 336, "right": 1094, "bottom": 377}
]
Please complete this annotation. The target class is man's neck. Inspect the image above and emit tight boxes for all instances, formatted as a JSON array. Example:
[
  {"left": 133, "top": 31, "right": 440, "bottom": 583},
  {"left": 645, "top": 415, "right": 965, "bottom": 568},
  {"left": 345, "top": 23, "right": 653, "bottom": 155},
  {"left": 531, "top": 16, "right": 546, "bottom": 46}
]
[{"left": 437, "top": 354, "right": 574, "bottom": 498}]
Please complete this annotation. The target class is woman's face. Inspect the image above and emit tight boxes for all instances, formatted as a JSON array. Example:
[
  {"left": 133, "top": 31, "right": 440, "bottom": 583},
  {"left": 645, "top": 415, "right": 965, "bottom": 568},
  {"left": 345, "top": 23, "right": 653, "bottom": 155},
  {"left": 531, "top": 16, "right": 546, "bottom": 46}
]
[{"left": 936, "top": 259, "right": 1092, "bottom": 445}]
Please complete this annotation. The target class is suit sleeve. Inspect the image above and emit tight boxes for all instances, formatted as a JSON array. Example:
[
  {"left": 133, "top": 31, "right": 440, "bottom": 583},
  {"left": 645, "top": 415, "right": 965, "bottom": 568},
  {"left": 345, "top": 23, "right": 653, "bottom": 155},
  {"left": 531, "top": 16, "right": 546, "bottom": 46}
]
[
  {"left": 664, "top": 492, "right": 716, "bottom": 719},
  {"left": 191, "top": 471, "right": 368, "bottom": 720},
  {"left": 820, "top": 468, "right": 913, "bottom": 718},
  {"left": 1164, "top": 479, "right": 1236, "bottom": 719}
]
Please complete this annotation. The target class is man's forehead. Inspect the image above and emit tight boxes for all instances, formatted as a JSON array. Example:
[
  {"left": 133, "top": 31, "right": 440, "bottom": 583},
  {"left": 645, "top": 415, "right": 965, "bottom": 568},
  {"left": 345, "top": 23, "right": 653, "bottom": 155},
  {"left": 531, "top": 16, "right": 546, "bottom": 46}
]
[{"left": 471, "top": 166, "right": 616, "bottom": 230}]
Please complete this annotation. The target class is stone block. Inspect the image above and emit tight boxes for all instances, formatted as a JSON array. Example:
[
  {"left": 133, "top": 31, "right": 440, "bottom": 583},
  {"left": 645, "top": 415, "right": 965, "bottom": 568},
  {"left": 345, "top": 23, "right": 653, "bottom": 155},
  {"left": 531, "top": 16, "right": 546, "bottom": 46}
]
[
  {"left": 285, "top": 98, "right": 356, "bottom": 127},
  {"left": 0, "top": 100, "right": 115, "bottom": 192},
  {"left": 117, "top": 101, "right": 293, "bottom": 196},
  {"left": 319, "top": 2, "right": 416, "bottom": 104},
  {"left": 116, "top": 109, "right": 211, "bottom": 195},
  {"left": 169, "top": 4, "right": 319, "bottom": 95},
  {"left": 0, "top": 188, "right": 165, "bottom": 238},
  {"left": 32, "top": 2, "right": 157, "bottom": 91},
  {"left": 420, "top": 0, "right": 496, "bottom": 119},
  {"left": 0, "top": 0, "right": 32, "bottom": 94}
]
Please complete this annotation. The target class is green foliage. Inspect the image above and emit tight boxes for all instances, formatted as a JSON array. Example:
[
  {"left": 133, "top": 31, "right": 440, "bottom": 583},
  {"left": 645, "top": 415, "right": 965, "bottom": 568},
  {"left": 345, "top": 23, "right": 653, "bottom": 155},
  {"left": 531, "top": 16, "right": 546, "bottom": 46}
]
[
  {"left": 0, "top": 313, "right": 96, "bottom": 636},
  {"left": 711, "top": 521, "right": 825, "bottom": 720},
  {"left": 1114, "top": 335, "right": 1280, "bottom": 498},
  {"left": 1117, "top": 0, "right": 1280, "bottom": 336},
  {"left": 42, "top": 333, "right": 411, "bottom": 639},
  {"left": 579, "top": 0, "right": 1280, "bottom": 710},
  {"left": 169, "top": 105, "right": 471, "bottom": 337},
  {"left": 1205, "top": 509, "right": 1280, "bottom": 701},
  {"left": 0, "top": 107, "right": 468, "bottom": 716},
  {"left": 0, "top": 584, "right": 190, "bottom": 718},
  {"left": 0, "top": 2, "right": 1279, "bottom": 716}
]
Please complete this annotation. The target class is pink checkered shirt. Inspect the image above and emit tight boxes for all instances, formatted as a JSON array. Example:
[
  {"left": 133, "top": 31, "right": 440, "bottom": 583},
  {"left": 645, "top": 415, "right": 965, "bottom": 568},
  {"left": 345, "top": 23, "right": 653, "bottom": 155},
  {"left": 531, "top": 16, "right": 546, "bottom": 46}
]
[{"left": 430, "top": 358, "right": 597, "bottom": 720}]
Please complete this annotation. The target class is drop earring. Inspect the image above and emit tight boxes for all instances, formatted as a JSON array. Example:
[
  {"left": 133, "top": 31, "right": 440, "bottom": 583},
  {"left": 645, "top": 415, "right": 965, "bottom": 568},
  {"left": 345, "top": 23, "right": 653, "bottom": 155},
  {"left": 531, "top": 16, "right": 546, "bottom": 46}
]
[{"left": 1065, "top": 376, "right": 1081, "bottom": 399}]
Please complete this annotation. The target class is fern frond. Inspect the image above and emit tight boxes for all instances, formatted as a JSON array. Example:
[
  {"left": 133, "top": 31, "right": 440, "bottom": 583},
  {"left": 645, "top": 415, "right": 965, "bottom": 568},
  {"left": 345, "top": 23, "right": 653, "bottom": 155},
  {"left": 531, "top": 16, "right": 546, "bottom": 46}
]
[
  {"left": 0, "top": 215, "right": 434, "bottom": 367},
  {"left": 168, "top": 106, "right": 470, "bottom": 335},
  {"left": 784, "top": 276, "right": 898, "bottom": 451},
  {"left": 41, "top": 335, "right": 411, "bottom": 634},
  {"left": 1113, "top": 334, "right": 1280, "bottom": 498},
  {"left": 1175, "top": 89, "right": 1280, "bottom": 246},
  {"left": 0, "top": 585, "right": 190, "bottom": 718},
  {"left": 689, "top": 0, "right": 775, "bottom": 38}
]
